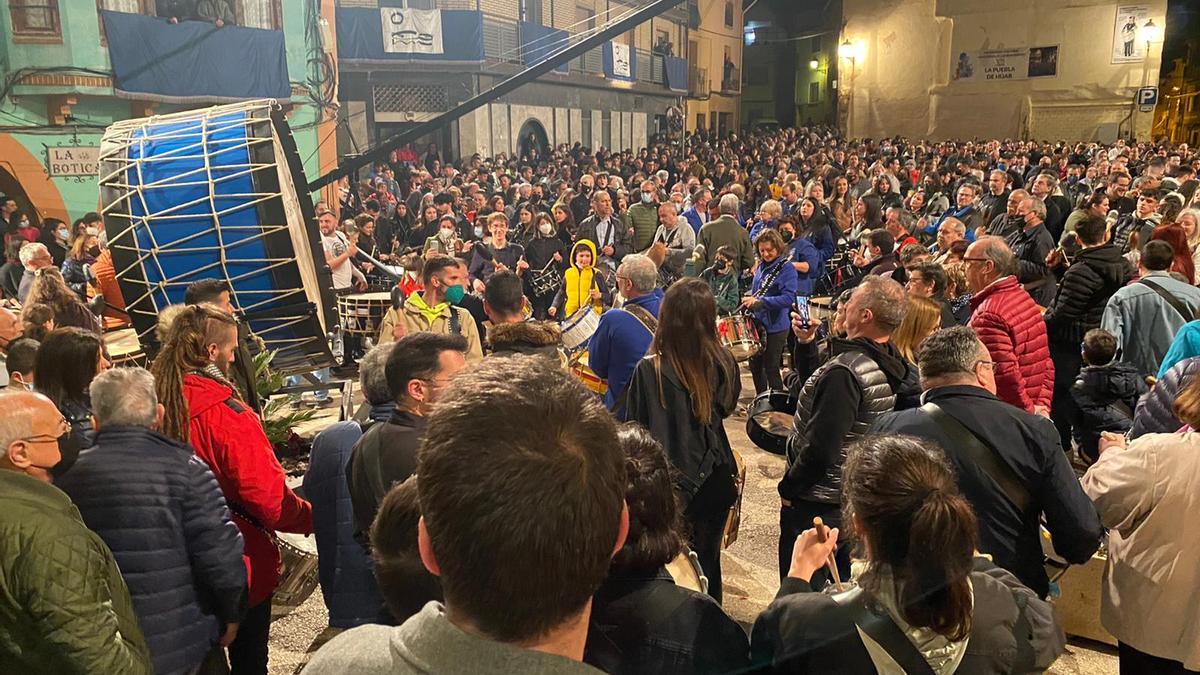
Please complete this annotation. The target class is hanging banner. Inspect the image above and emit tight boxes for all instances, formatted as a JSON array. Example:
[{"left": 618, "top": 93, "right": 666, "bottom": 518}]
[
  {"left": 1112, "top": 5, "right": 1149, "bottom": 64},
  {"left": 952, "top": 47, "right": 1027, "bottom": 82},
  {"left": 611, "top": 42, "right": 632, "bottom": 79},
  {"left": 380, "top": 8, "right": 443, "bottom": 54},
  {"left": 1026, "top": 46, "right": 1058, "bottom": 78}
]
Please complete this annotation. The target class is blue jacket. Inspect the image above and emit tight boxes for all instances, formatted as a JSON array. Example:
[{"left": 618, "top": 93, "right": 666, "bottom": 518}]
[
  {"left": 752, "top": 257, "right": 800, "bottom": 334},
  {"left": 924, "top": 203, "right": 980, "bottom": 242},
  {"left": 55, "top": 426, "right": 246, "bottom": 675},
  {"left": 1101, "top": 271, "right": 1200, "bottom": 377},
  {"left": 590, "top": 288, "right": 663, "bottom": 415},
  {"left": 304, "top": 403, "right": 394, "bottom": 628},
  {"left": 748, "top": 218, "right": 777, "bottom": 243},
  {"left": 682, "top": 206, "right": 705, "bottom": 235},
  {"left": 787, "top": 237, "right": 822, "bottom": 296},
  {"left": 1157, "top": 320, "right": 1200, "bottom": 379}
]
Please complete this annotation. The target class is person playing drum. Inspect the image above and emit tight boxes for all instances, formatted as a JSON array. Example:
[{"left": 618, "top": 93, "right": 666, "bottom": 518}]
[
  {"left": 523, "top": 213, "right": 566, "bottom": 320},
  {"left": 742, "top": 229, "right": 799, "bottom": 395},
  {"left": 550, "top": 240, "right": 610, "bottom": 319}
]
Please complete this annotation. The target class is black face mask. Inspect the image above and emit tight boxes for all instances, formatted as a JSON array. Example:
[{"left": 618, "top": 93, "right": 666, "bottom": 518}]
[
  {"left": 781, "top": 231, "right": 794, "bottom": 243},
  {"left": 50, "top": 431, "right": 82, "bottom": 479}
]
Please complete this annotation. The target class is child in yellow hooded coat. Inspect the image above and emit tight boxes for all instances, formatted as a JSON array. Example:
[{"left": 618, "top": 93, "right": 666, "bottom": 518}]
[{"left": 549, "top": 239, "right": 611, "bottom": 318}]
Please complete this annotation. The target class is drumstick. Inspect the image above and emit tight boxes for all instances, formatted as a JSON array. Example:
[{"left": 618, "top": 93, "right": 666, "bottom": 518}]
[{"left": 813, "top": 517, "right": 844, "bottom": 592}]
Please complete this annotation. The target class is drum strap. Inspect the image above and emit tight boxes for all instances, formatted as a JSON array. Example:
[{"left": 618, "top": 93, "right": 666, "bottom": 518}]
[{"left": 840, "top": 587, "right": 938, "bottom": 675}]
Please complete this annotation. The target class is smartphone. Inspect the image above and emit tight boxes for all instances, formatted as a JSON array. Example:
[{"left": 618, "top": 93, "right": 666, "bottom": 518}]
[{"left": 795, "top": 294, "right": 811, "bottom": 329}]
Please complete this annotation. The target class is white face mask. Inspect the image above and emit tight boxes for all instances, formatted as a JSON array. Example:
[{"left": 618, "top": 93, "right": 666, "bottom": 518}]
[
  {"left": 641, "top": 192, "right": 655, "bottom": 204},
  {"left": 538, "top": 223, "right": 553, "bottom": 236},
  {"left": 438, "top": 228, "right": 453, "bottom": 241}
]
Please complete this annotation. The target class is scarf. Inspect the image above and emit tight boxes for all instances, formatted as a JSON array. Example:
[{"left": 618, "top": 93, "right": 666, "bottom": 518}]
[{"left": 409, "top": 292, "right": 450, "bottom": 325}]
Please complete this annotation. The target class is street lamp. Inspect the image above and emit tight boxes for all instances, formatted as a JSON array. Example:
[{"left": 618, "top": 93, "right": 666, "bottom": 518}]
[
  {"left": 1131, "top": 18, "right": 1163, "bottom": 140},
  {"left": 838, "top": 39, "right": 864, "bottom": 136},
  {"left": 809, "top": 59, "right": 819, "bottom": 70}
]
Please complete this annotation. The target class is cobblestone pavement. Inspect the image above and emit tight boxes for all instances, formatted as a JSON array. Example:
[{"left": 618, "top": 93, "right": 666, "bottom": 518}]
[{"left": 267, "top": 377, "right": 1118, "bottom": 674}]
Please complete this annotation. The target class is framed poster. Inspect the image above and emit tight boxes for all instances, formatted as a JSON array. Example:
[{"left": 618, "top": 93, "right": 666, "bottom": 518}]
[
  {"left": 1112, "top": 5, "right": 1149, "bottom": 64},
  {"left": 1027, "top": 46, "right": 1058, "bottom": 78}
]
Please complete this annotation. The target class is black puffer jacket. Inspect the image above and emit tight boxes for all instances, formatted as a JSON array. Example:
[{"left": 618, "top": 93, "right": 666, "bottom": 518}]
[
  {"left": 1006, "top": 224, "right": 1056, "bottom": 307},
  {"left": 1070, "top": 362, "right": 1148, "bottom": 462},
  {"left": 54, "top": 426, "right": 247, "bottom": 675},
  {"left": 1043, "top": 244, "right": 1132, "bottom": 345},
  {"left": 1130, "top": 356, "right": 1200, "bottom": 438},
  {"left": 780, "top": 338, "right": 916, "bottom": 504}
]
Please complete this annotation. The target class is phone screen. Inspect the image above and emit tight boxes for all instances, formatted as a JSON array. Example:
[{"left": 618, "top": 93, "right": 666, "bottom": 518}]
[{"left": 795, "top": 294, "right": 810, "bottom": 327}]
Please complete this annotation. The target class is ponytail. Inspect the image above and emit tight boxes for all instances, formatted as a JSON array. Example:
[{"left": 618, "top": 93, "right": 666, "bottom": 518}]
[
  {"left": 150, "top": 304, "right": 236, "bottom": 444},
  {"left": 898, "top": 488, "right": 977, "bottom": 641},
  {"left": 843, "top": 435, "right": 979, "bottom": 642}
]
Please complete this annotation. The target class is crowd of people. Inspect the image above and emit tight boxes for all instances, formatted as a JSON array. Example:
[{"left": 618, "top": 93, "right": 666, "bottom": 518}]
[{"left": 2, "top": 125, "right": 1200, "bottom": 674}]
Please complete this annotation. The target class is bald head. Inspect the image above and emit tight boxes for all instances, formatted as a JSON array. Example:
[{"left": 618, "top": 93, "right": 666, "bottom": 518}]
[{"left": 0, "top": 391, "right": 62, "bottom": 479}]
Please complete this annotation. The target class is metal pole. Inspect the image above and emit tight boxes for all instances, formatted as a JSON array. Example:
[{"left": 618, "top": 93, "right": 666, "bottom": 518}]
[{"left": 311, "top": 0, "right": 687, "bottom": 190}]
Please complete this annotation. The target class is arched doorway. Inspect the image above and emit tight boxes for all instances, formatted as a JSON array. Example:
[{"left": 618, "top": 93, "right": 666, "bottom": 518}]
[{"left": 517, "top": 119, "right": 549, "bottom": 164}]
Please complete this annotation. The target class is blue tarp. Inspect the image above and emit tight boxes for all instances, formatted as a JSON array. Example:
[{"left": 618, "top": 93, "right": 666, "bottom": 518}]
[
  {"left": 603, "top": 41, "right": 636, "bottom": 82},
  {"left": 101, "top": 10, "right": 289, "bottom": 103},
  {"left": 520, "top": 21, "right": 569, "bottom": 74},
  {"left": 665, "top": 55, "right": 687, "bottom": 92},
  {"left": 337, "top": 8, "right": 484, "bottom": 62}
]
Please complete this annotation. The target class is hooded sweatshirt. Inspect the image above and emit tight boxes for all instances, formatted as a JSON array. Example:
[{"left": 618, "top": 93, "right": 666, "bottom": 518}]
[
  {"left": 1071, "top": 362, "right": 1148, "bottom": 461},
  {"left": 557, "top": 239, "right": 606, "bottom": 317}
]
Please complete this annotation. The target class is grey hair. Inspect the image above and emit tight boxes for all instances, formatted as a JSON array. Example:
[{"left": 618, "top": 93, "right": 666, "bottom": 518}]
[
  {"left": 973, "top": 236, "right": 1018, "bottom": 277},
  {"left": 0, "top": 392, "right": 37, "bottom": 461},
  {"left": 18, "top": 243, "right": 47, "bottom": 268},
  {"left": 718, "top": 193, "right": 740, "bottom": 215},
  {"left": 359, "top": 343, "right": 396, "bottom": 406},
  {"left": 1009, "top": 188, "right": 1029, "bottom": 202},
  {"left": 918, "top": 327, "right": 986, "bottom": 383},
  {"left": 1036, "top": 172, "right": 1059, "bottom": 189},
  {"left": 619, "top": 254, "right": 658, "bottom": 294},
  {"left": 658, "top": 201, "right": 678, "bottom": 216},
  {"left": 1023, "top": 197, "right": 1047, "bottom": 221},
  {"left": 939, "top": 218, "right": 966, "bottom": 236},
  {"left": 853, "top": 275, "right": 909, "bottom": 332},
  {"left": 91, "top": 367, "right": 158, "bottom": 428}
]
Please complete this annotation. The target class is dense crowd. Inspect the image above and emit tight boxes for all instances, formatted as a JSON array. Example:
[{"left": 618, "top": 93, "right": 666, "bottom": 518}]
[{"left": 1, "top": 125, "right": 1200, "bottom": 675}]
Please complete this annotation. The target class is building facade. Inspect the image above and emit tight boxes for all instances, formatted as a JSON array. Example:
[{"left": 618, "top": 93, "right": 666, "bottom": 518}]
[
  {"left": 685, "top": 0, "right": 742, "bottom": 135},
  {"left": 840, "top": 0, "right": 1168, "bottom": 140},
  {"left": 335, "top": 0, "right": 691, "bottom": 163},
  {"left": 0, "top": 0, "right": 339, "bottom": 225},
  {"left": 741, "top": 0, "right": 839, "bottom": 129}
]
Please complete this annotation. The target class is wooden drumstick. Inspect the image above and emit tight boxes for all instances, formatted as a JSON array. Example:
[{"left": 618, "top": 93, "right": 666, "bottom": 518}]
[{"left": 813, "top": 517, "right": 845, "bottom": 592}]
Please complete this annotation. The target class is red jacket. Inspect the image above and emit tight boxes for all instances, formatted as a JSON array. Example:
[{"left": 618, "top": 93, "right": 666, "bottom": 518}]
[
  {"left": 183, "top": 374, "right": 312, "bottom": 607},
  {"left": 970, "top": 276, "right": 1054, "bottom": 413}
]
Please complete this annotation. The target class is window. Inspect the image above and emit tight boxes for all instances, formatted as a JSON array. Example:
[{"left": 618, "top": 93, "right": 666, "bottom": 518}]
[
  {"left": 601, "top": 110, "right": 611, "bottom": 149},
  {"left": 809, "top": 81, "right": 820, "bottom": 104},
  {"left": 695, "top": 113, "right": 704, "bottom": 129},
  {"left": 748, "top": 65, "right": 768, "bottom": 86},
  {"left": 811, "top": 35, "right": 821, "bottom": 53},
  {"left": 520, "top": 0, "right": 542, "bottom": 25},
  {"left": 238, "top": 0, "right": 282, "bottom": 29},
  {"left": 10, "top": 0, "right": 61, "bottom": 38},
  {"left": 723, "top": 1, "right": 733, "bottom": 27}
]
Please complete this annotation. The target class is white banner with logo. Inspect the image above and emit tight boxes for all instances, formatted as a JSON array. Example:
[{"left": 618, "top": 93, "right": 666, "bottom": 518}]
[
  {"left": 611, "top": 42, "right": 632, "bottom": 78},
  {"left": 381, "top": 8, "right": 443, "bottom": 55}
]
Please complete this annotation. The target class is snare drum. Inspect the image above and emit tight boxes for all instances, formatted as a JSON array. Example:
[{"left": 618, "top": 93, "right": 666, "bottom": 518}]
[
  {"left": 103, "top": 328, "right": 147, "bottom": 368},
  {"left": 746, "top": 390, "right": 797, "bottom": 456},
  {"left": 561, "top": 307, "right": 601, "bottom": 354},
  {"left": 717, "top": 314, "right": 761, "bottom": 361},
  {"left": 529, "top": 266, "right": 562, "bottom": 298},
  {"left": 274, "top": 532, "right": 319, "bottom": 609},
  {"left": 568, "top": 350, "right": 608, "bottom": 396},
  {"left": 336, "top": 292, "right": 393, "bottom": 336}
]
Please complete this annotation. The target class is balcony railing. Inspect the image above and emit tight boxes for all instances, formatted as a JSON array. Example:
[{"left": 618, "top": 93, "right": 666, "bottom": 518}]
[
  {"left": 689, "top": 65, "right": 708, "bottom": 97},
  {"left": 721, "top": 65, "right": 741, "bottom": 93}
]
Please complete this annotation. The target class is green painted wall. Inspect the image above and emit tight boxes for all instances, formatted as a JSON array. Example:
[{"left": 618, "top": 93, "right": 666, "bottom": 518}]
[{"left": 0, "top": 2, "right": 327, "bottom": 222}]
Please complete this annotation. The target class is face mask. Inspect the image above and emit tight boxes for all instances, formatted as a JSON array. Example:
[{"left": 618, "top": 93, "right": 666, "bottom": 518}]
[
  {"left": 438, "top": 228, "right": 453, "bottom": 241},
  {"left": 781, "top": 231, "right": 794, "bottom": 243},
  {"left": 443, "top": 283, "right": 466, "bottom": 305},
  {"left": 57, "top": 228, "right": 69, "bottom": 240},
  {"left": 641, "top": 192, "right": 655, "bottom": 204},
  {"left": 474, "top": 226, "right": 484, "bottom": 238},
  {"left": 19, "top": 221, "right": 29, "bottom": 228},
  {"left": 715, "top": 260, "right": 728, "bottom": 272},
  {"left": 538, "top": 223, "right": 553, "bottom": 236},
  {"left": 88, "top": 246, "right": 101, "bottom": 257},
  {"left": 49, "top": 431, "right": 82, "bottom": 480}
]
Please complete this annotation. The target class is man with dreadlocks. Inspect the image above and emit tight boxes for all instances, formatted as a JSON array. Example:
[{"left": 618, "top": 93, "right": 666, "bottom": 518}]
[{"left": 151, "top": 304, "right": 312, "bottom": 675}]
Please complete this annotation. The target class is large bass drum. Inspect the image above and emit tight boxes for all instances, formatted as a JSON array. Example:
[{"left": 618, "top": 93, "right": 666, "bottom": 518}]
[{"left": 98, "top": 100, "right": 337, "bottom": 375}]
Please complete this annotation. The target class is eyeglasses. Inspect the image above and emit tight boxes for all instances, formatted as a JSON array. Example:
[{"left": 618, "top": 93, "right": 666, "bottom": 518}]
[
  {"left": 20, "top": 416, "right": 69, "bottom": 443},
  {"left": 974, "top": 359, "right": 996, "bottom": 369}
]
